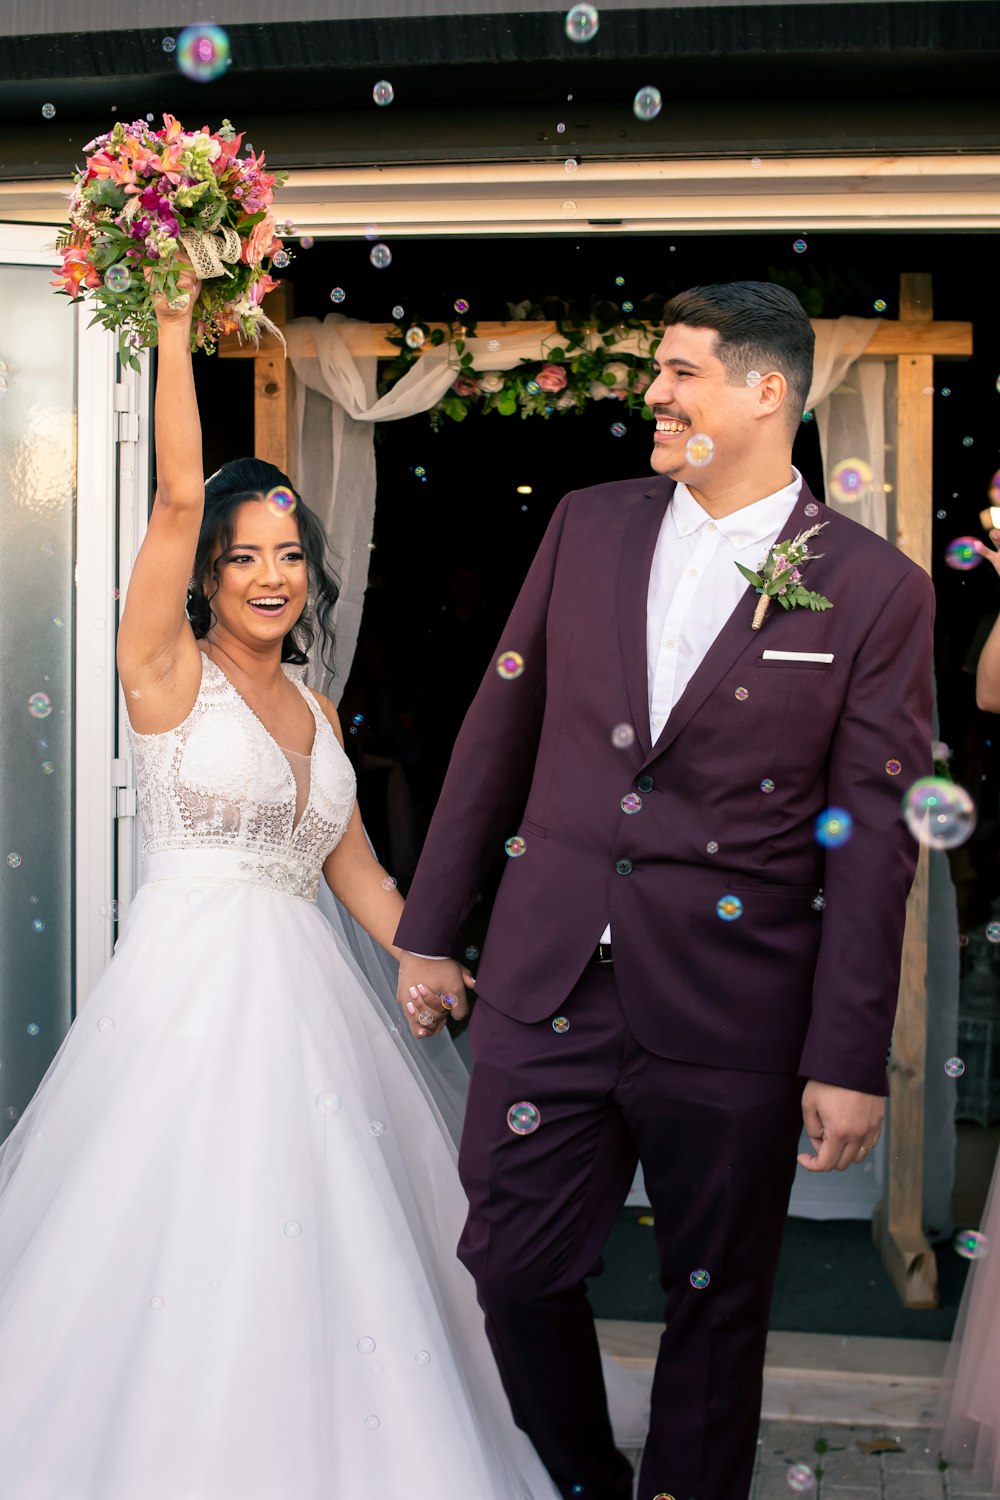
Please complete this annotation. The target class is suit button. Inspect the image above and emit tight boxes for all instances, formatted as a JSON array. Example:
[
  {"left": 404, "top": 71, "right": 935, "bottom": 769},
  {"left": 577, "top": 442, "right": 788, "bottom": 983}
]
[
  {"left": 615, "top": 858, "right": 633, "bottom": 876},
  {"left": 636, "top": 774, "right": 654, "bottom": 793}
]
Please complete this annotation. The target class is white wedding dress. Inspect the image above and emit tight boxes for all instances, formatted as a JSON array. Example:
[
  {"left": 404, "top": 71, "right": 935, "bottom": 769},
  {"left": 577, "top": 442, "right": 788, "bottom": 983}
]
[{"left": 0, "top": 652, "right": 562, "bottom": 1500}]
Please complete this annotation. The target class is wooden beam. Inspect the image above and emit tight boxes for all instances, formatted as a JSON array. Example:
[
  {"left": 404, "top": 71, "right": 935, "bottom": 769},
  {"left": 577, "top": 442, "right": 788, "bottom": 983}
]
[
  {"left": 250, "top": 282, "right": 296, "bottom": 483},
  {"left": 872, "top": 271, "right": 939, "bottom": 1311},
  {"left": 220, "top": 316, "right": 972, "bottom": 364}
]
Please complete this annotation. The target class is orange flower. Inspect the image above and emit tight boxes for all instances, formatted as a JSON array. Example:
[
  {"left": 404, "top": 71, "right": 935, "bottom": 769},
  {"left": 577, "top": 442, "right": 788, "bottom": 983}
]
[
  {"left": 242, "top": 214, "right": 275, "bottom": 266},
  {"left": 51, "top": 247, "right": 101, "bottom": 296}
]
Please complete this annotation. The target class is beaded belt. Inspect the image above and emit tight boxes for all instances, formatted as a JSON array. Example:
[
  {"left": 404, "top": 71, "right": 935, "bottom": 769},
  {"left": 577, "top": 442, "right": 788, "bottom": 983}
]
[{"left": 142, "top": 847, "right": 321, "bottom": 903}]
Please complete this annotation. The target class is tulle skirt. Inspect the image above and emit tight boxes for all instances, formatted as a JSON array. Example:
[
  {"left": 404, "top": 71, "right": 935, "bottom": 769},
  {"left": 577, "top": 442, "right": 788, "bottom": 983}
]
[
  {"left": 932, "top": 1143, "right": 1000, "bottom": 1486},
  {"left": 0, "top": 856, "right": 562, "bottom": 1499}
]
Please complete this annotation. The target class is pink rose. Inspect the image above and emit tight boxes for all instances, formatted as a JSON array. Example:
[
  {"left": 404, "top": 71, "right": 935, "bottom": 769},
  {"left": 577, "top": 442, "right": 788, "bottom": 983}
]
[
  {"left": 452, "top": 375, "right": 480, "bottom": 397},
  {"left": 535, "top": 363, "right": 567, "bottom": 394},
  {"left": 242, "top": 214, "right": 275, "bottom": 266}
]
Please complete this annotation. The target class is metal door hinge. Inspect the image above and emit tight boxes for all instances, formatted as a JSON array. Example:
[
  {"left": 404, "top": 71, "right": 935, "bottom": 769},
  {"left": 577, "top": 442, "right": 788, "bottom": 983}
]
[{"left": 112, "top": 756, "right": 136, "bottom": 818}]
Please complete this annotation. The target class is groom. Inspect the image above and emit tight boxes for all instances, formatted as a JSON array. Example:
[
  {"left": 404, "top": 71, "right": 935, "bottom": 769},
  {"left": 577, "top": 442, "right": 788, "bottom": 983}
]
[{"left": 394, "top": 281, "right": 934, "bottom": 1500}]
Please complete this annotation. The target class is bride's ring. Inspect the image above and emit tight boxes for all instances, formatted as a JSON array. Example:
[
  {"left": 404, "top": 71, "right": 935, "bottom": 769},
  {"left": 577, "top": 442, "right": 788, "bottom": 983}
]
[{"left": 417, "top": 1009, "right": 436, "bottom": 1027}]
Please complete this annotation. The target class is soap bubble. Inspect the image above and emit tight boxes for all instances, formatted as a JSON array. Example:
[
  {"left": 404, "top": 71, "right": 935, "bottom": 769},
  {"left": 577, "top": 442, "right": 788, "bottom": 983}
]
[
  {"left": 685, "top": 433, "right": 715, "bottom": 466},
  {"left": 505, "top": 836, "right": 527, "bottom": 858},
  {"left": 745, "top": 370, "right": 762, "bottom": 387},
  {"left": 689, "top": 1268, "right": 711, "bottom": 1289},
  {"left": 380, "top": 876, "right": 397, "bottom": 891},
  {"left": 885, "top": 759, "right": 902, "bottom": 776},
  {"left": 32, "top": 918, "right": 45, "bottom": 932},
  {"left": 621, "top": 302, "right": 633, "bottom": 313},
  {"left": 454, "top": 298, "right": 469, "bottom": 314},
  {"left": 357, "top": 1336, "right": 376, "bottom": 1354},
  {"left": 496, "top": 651, "right": 525, "bottom": 679},
  {"left": 760, "top": 778, "right": 775, "bottom": 794},
  {"left": 28, "top": 693, "right": 52, "bottom": 718},
  {"left": 902, "top": 777, "right": 976, "bottom": 851},
  {"left": 464, "top": 945, "right": 480, "bottom": 961},
  {"left": 786, "top": 1465, "right": 816, "bottom": 1494},
  {"left": 815, "top": 808, "right": 853, "bottom": 848},
  {"left": 944, "top": 1057, "right": 965, "bottom": 1078},
  {"left": 735, "top": 687, "right": 749, "bottom": 701},
  {"left": 283, "top": 1221, "right": 303, "bottom": 1237},
  {"left": 161, "top": 36, "right": 176, "bottom": 51},
  {"left": 370, "top": 1119, "right": 387, "bottom": 1137},
  {"left": 611, "top": 422, "right": 627, "bottom": 437},
  {"left": 874, "top": 299, "right": 887, "bottom": 312},
  {"left": 329, "top": 287, "right": 346, "bottom": 303},
  {"left": 149, "top": 1296, "right": 165, "bottom": 1311},
  {"left": 552, "top": 1016, "right": 571, "bottom": 1033},
  {"left": 364, "top": 1415, "right": 381, "bottom": 1430},
  {"left": 565, "top": 4, "right": 599, "bottom": 42},
  {"left": 99, "top": 901, "right": 120, "bottom": 920},
  {"left": 373, "top": 79, "right": 394, "bottom": 106},
  {"left": 405, "top": 327, "right": 426, "bottom": 350},
  {"left": 615, "top": 276, "right": 625, "bottom": 286},
  {"left": 564, "top": 158, "right": 579, "bottom": 174},
  {"left": 954, "top": 1230, "right": 989, "bottom": 1260},
  {"left": 392, "top": 305, "right": 404, "bottom": 320},
  {"left": 829, "top": 458, "right": 873, "bottom": 503},
  {"left": 41, "top": 102, "right": 56, "bottom": 119},
  {"left": 104, "top": 264, "right": 132, "bottom": 293},
  {"left": 507, "top": 1101, "right": 541, "bottom": 1135},
  {"left": 299, "top": 236, "right": 314, "bottom": 249},
  {"left": 26, "top": 1023, "right": 39, "bottom": 1036},
  {"left": 793, "top": 239, "right": 807, "bottom": 253},
  {"left": 6, "top": 853, "right": 21, "bottom": 869},
  {"left": 633, "top": 86, "right": 662, "bottom": 121},
  {"left": 369, "top": 243, "right": 392, "bottom": 269},
  {"left": 316, "top": 1091, "right": 341, "bottom": 1114},
  {"left": 963, "top": 436, "right": 974, "bottom": 447},
  {"left": 271, "top": 250, "right": 290, "bottom": 269},
  {"left": 264, "top": 485, "right": 297, "bottom": 518},
  {"left": 415, "top": 1349, "right": 431, "bottom": 1365},
  {"left": 707, "top": 841, "right": 719, "bottom": 853},
  {"left": 97, "top": 1017, "right": 116, "bottom": 1034},
  {"left": 716, "top": 895, "right": 743, "bottom": 922},
  {"left": 611, "top": 723, "right": 635, "bottom": 749},
  {"left": 987, "top": 922, "right": 1000, "bottom": 943},
  {"left": 945, "top": 536, "right": 982, "bottom": 571},
  {"left": 621, "top": 793, "right": 642, "bottom": 814},
  {"left": 176, "top": 24, "right": 231, "bottom": 82}
]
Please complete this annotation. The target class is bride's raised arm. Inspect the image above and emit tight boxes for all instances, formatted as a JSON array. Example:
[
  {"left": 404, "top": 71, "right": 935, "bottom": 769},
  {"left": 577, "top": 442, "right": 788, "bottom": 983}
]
[{"left": 116, "top": 267, "right": 205, "bottom": 731}]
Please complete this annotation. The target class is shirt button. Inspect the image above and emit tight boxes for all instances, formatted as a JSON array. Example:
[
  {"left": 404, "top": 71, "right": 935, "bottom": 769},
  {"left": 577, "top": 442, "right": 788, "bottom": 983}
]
[
  {"left": 734, "top": 535, "right": 748, "bottom": 548},
  {"left": 707, "top": 522, "right": 716, "bottom": 531},
  {"left": 615, "top": 858, "right": 633, "bottom": 876},
  {"left": 653, "top": 716, "right": 665, "bottom": 727},
  {"left": 636, "top": 774, "right": 654, "bottom": 793},
  {"left": 688, "top": 568, "right": 699, "bottom": 578},
  {"left": 664, "top": 639, "right": 676, "bottom": 649}
]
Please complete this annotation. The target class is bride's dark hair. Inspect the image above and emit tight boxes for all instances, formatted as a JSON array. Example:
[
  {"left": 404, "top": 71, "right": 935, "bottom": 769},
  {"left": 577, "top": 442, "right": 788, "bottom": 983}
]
[{"left": 186, "top": 458, "right": 340, "bottom": 678}]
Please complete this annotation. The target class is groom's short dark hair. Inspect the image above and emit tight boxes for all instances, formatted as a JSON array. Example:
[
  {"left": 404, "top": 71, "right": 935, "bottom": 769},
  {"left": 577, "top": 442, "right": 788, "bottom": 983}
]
[{"left": 662, "top": 281, "right": 815, "bottom": 432}]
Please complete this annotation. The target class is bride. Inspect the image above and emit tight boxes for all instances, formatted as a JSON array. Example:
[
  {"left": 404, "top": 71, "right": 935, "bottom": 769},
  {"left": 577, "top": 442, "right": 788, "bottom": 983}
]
[{"left": 0, "top": 268, "right": 563, "bottom": 1498}]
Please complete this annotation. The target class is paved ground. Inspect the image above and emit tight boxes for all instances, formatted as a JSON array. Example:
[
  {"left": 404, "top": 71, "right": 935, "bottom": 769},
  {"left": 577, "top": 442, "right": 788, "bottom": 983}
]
[{"left": 624, "top": 1421, "right": 1000, "bottom": 1499}]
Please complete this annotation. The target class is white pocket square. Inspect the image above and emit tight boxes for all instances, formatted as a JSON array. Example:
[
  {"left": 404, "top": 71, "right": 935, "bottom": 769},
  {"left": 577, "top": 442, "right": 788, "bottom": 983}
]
[{"left": 761, "top": 650, "right": 834, "bottom": 663}]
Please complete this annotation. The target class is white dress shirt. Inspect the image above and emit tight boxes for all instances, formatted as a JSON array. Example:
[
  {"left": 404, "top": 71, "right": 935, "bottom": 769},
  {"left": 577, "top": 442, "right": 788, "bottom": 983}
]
[{"left": 598, "top": 467, "right": 803, "bottom": 944}]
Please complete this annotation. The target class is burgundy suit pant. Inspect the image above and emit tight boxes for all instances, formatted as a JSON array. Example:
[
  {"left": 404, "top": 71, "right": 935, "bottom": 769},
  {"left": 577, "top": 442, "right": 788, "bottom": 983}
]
[{"left": 457, "top": 964, "right": 805, "bottom": 1500}]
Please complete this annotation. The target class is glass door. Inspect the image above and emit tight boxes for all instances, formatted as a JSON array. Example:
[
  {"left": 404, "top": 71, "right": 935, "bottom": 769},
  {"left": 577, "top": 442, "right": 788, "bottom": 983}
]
[{"left": 0, "top": 223, "right": 148, "bottom": 1140}]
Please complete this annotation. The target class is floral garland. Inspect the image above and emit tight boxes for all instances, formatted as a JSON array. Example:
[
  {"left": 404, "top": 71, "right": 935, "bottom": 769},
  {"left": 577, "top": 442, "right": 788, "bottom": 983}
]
[
  {"left": 378, "top": 315, "right": 662, "bottom": 430},
  {"left": 53, "top": 114, "right": 289, "bottom": 366}
]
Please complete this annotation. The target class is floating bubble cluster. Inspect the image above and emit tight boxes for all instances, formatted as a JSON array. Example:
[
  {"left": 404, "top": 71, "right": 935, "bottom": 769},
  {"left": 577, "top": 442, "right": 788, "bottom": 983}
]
[
  {"left": 945, "top": 536, "right": 982, "bottom": 571},
  {"left": 565, "top": 4, "right": 599, "bottom": 42},
  {"left": 902, "top": 776, "right": 976, "bottom": 851},
  {"left": 176, "top": 24, "right": 231, "bottom": 82},
  {"left": 264, "top": 485, "right": 296, "bottom": 518},
  {"left": 685, "top": 433, "right": 715, "bottom": 466},
  {"left": 633, "top": 86, "right": 662, "bottom": 121},
  {"left": 829, "top": 458, "right": 873, "bottom": 503},
  {"left": 815, "top": 808, "right": 853, "bottom": 848},
  {"left": 507, "top": 1101, "right": 541, "bottom": 1135},
  {"left": 496, "top": 651, "right": 525, "bottom": 679},
  {"left": 953, "top": 1229, "right": 989, "bottom": 1260}
]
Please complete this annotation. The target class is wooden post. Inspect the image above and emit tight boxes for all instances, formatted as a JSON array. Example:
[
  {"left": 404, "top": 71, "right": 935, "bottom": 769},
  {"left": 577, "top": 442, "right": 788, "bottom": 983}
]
[
  {"left": 871, "top": 272, "right": 939, "bottom": 1309},
  {"left": 251, "top": 281, "right": 296, "bottom": 483}
]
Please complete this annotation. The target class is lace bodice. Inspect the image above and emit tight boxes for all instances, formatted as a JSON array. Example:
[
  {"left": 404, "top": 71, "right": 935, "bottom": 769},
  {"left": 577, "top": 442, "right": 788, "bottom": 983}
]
[{"left": 126, "top": 653, "right": 356, "bottom": 900}]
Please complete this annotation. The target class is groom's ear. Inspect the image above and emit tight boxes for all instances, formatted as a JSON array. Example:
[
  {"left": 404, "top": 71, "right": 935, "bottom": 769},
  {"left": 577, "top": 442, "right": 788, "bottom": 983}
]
[{"left": 754, "top": 370, "right": 788, "bottom": 423}]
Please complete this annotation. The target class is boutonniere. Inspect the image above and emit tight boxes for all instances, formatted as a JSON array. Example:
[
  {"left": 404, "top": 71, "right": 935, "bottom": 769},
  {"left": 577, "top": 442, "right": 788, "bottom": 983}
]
[{"left": 736, "top": 523, "right": 833, "bottom": 631}]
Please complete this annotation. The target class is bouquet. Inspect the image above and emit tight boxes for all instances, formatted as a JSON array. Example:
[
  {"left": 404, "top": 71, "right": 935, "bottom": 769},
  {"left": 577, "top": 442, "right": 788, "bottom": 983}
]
[{"left": 52, "top": 114, "right": 289, "bottom": 366}]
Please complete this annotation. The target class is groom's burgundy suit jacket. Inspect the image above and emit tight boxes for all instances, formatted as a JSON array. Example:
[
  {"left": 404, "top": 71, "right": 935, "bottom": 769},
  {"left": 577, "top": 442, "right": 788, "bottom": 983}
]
[{"left": 395, "top": 477, "right": 935, "bottom": 1097}]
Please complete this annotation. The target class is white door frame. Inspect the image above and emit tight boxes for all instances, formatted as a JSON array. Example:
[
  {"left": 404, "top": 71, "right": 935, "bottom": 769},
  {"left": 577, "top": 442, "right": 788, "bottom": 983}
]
[{"left": 0, "top": 224, "right": 150, "bottom": 1005}]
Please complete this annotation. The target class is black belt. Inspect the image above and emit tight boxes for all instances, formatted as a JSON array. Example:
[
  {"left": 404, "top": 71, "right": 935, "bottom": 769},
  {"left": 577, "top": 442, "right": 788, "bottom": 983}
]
[{"left": 592, "top": 942, "right": 614, "bottom": 966}]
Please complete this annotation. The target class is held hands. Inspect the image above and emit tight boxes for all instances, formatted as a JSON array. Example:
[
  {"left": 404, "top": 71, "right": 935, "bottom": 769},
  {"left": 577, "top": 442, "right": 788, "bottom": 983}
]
[
  {"left": 798, "top": 1080, "right": 883, "bottom": 1173},
  {"left": 396, "top": 952, "right": 474, "bottom": 1041}
]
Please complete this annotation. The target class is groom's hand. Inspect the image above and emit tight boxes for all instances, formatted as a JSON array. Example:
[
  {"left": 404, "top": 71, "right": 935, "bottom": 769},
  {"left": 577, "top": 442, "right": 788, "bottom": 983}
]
[
  {"left": 797, "top": 1080, "right": 884, "bottom": 1173},
  {"left": 396, "top": 952, "right": 474, "bottom": 1041}
]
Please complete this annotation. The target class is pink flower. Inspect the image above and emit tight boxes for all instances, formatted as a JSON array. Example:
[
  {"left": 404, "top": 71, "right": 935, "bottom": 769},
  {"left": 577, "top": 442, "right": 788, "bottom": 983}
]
[
  {"left": 791, "top": 568, "right": 801, "bottom": 582},
  {"left": 452, "top": 375, "right": 480, "bottom": 397},
  {"left": 535, "top": 363, "right": 567, "bottom": 393},
  {"left": 242, "top": 214, "right": 275, "bottom": 266}
]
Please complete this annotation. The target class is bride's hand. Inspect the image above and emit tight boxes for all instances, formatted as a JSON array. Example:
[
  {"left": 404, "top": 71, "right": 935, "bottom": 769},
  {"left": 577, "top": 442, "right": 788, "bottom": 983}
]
[
  {"left": 146, "top": 261, "right": 202, "bottom": 323},
  {"left": 976, "top": 530, "right": 1000, "bottom": 576}
]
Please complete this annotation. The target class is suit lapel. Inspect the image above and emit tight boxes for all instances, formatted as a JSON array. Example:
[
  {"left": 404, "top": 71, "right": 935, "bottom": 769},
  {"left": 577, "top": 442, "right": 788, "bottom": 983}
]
[
  {"left": 645, "top": 483, "right": 819, "bottom": 764},
  {"left": 617, "top": 480, "right": 673, "bottom": 758}
]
